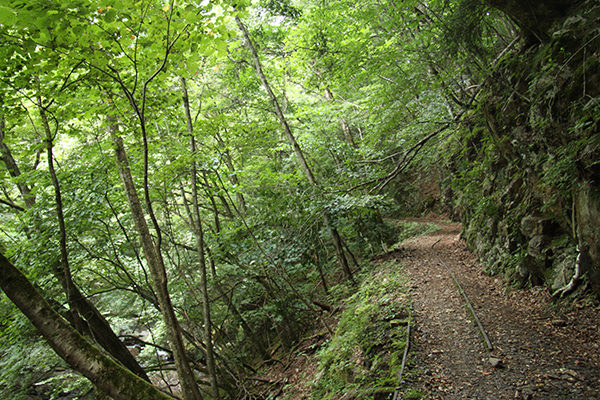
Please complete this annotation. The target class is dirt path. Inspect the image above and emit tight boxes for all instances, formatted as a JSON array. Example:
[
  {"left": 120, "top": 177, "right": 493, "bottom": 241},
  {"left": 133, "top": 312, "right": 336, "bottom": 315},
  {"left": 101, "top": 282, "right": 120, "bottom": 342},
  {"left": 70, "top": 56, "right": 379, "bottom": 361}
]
[{"left": 399, "top": 220, "right": 600, "bottom": 399}]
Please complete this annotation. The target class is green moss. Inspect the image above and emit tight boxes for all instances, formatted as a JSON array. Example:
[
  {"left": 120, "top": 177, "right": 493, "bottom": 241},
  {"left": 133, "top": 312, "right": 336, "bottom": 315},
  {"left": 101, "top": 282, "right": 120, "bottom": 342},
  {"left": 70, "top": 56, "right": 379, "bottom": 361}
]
[
  {"left": 393, "top": 221, "right": 440, "bottom": 247},
  {"left": 311, "top": 265, "right": 411, "bottom": 399}
]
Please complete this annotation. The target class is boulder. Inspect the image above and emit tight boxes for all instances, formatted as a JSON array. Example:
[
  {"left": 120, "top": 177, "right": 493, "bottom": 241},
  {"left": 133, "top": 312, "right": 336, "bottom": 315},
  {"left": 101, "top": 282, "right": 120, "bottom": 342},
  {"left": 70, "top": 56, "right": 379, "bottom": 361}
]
[
  {"left": 576, "top": 183, "right": 600, "bottom": 295},
  {"left": 527, "top": 235, "right": 551, "bottom": 259},
  {"left": 551, "top": 249, "right": 574, "bottom": 291},
  {"left": 520, "top": 216, "right": 558, "bottom": 238},
  {"left": 520, "top": 215, "right": 539, "bottom": 238},
  {"left": 522, "top": 255, "right": 545, "bottom": 285}
]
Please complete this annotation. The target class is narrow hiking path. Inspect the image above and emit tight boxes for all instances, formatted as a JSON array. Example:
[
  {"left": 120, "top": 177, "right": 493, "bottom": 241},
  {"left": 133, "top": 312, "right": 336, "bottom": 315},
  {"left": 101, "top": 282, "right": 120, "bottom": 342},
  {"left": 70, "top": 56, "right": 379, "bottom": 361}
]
[
  {"left": 252, "top": 218, "right": 600, "bottom": 400},
  {"left": 399, "top": 218, "right": 600, "bottom": 399}
]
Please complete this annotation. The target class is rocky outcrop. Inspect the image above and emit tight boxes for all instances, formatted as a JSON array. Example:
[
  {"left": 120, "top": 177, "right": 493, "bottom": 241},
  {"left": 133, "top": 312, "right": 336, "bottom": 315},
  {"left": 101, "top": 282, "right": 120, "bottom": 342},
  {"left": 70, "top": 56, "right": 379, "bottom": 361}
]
[{"left": 443, "top": 0, "right": 600, "bottom": 297}]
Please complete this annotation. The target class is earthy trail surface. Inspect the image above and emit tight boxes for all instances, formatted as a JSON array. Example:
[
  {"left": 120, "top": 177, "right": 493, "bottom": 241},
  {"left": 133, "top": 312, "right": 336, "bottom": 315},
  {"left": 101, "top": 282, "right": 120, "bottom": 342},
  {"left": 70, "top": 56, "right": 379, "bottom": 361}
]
[{"left": 401, "top": 219, "right": 600, "bottom": 399}]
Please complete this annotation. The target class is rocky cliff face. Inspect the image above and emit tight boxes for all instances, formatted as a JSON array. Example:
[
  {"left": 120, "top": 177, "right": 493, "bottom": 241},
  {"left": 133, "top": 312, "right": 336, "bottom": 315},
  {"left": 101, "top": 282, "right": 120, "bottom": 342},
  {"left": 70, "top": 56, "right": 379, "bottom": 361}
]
[{"left": 443, "top": 1, "right": 600, "bottom": 297}]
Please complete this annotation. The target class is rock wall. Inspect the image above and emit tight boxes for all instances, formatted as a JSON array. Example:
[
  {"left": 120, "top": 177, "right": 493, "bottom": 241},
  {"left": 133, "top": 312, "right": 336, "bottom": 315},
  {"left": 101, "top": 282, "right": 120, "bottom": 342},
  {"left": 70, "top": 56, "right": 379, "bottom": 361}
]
[{"left": 443, "top": 0, "right": 600, "bottom": 297}]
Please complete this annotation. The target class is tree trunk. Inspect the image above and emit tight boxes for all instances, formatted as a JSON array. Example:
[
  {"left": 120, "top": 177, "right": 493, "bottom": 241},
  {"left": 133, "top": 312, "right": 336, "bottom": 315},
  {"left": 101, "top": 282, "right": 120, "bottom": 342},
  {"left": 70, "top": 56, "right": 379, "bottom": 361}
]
[
  {"left": 112, "top": 129, "right": 203, "bottom": 400},
  {"left": 235, "top": 16, "right": 354, "bottom": 283},
  {"left": 3, "top": 108, "right": 149, "bottom": 381},
  {"left": 324, "top": 88, "right": 357, "bottom": 148},
  {"left": 0, "top": 254, "right": 174, "bottom": 400},
  {"left": 215, "top": 129, "right": 247, "bottom": 215},
  {"left": 39, "top": 102, "right": 88, "bottom": 334},
  {"left": 209, "top": 254, "right": 270, "bottom": 359},
  {"left": 0, "top": 116, "right": 35, "bottom": 208},
  {"left": 197, "top": 169, "right": 269, "bottom": 358},
  {"left": 181, "top": 76, "right": 221, "bottom": 399}
]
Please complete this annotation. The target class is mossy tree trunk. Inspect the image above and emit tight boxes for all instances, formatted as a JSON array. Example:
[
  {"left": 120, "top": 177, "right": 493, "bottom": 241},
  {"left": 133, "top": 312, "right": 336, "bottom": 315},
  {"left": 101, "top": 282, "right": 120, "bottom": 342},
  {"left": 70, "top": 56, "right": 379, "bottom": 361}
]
[{"left": 0, "top": 254, "right": 175, "bottom": 400}]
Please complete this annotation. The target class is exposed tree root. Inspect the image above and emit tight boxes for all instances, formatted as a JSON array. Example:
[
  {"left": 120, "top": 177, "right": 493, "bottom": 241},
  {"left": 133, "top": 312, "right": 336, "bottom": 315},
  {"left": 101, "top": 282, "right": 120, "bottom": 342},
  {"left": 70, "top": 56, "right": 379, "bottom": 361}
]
[{"left": 553, "top": 245, "right": 582, "bottom": 298}]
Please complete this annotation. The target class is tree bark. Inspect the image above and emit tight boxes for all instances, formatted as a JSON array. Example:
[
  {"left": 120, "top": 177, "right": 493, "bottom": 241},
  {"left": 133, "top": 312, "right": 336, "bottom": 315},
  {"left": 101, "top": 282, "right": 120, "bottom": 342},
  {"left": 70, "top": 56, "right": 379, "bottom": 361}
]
[
  {"left": 181, "top": 76, "right": 221, "bottom": 399},
  {"left": 3, "top": 108, "right": 149, "bottom": 381},
  {"left": 39, "top": 102, "right": 87, "bottom": 333},
  {"left": 0, "top": 254, "right": 174, "bottom": 400},
  {"left": 112, "top": 129, "right": 203, "bottom": 400},
  {"left": 0, "top": 116, "right": 35, "bottom": 209},
  {"left": 235, "top": 16, "right": 355, "bottom": 283}
]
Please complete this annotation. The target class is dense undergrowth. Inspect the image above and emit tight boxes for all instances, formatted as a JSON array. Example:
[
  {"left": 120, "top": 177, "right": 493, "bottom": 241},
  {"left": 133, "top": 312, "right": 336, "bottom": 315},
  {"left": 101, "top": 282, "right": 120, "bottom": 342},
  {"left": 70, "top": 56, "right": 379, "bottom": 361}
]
[
  {"left": 1, "top": 0, "right": 598, "bottom": 398},
  {"left": 312, "top": 266, "right": 412, "bottom": 400}
]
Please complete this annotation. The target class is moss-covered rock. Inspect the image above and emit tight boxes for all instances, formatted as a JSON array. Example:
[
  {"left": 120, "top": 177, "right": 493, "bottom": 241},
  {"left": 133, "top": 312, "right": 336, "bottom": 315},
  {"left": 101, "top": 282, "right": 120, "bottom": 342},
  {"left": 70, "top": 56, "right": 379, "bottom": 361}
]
[{"left": 442, "top": 0, "right": 600, "bottom": 297}]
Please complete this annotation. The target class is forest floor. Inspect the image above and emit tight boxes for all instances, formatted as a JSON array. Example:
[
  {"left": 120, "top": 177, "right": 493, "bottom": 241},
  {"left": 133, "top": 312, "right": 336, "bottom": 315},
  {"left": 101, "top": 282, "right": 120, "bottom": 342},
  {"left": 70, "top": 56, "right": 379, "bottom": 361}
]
[{"left": 256, "top": 217, "right": 600, "bottom": 399}]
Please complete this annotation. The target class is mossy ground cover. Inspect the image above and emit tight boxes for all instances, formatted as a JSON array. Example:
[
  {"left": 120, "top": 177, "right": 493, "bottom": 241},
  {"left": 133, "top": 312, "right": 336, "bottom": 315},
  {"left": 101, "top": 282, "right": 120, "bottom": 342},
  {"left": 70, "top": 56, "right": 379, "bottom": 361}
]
[
  {"left": 256, "top": 221, "right": 437, "bottom": 400},
  {"left": 309, "top": 222, "right": 436, "bottom": 399},
  {"left": 310, "top": 263, "right": 411, "bottom": 399}
]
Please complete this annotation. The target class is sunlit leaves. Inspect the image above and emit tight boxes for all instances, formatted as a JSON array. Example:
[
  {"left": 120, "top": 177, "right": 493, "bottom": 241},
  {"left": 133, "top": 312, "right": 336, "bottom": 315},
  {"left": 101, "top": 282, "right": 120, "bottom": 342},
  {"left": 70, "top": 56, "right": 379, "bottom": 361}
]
[
  {"left": 0, "top": 0, "right": 501, "bottom": 395},
  {"left": 0, "top": 5, "right": 16, "bottom": 25}
]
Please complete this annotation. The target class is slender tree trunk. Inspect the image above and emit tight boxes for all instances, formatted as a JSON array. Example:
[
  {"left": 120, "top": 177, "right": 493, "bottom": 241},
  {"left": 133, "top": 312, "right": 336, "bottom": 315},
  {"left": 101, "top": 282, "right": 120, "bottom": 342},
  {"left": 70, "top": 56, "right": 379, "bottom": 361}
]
[
  {"left": 215, "top": 172, "right": 334, "bottom": 336},
  {"left": 0, "top": 117, "right": 35, "bottom": 208},
  {"left": 197, "top": 168, "right": 269, "bottom": 358},
  {"left": 215, "top": 129, "right": 246, "bottom": 215},
  {"left": 0, "top": 254, "right": 174, "bottom": 400},
  {"left": 8, "top": 105, "right": 150, "bottom": 381},
  {"left": 235, "top": 16, "right": 354, "bottom": 283},
  {"left": 201, "top": 177, "right": 270, "bottom": 358},
  {"left": 39, "top": 102, "right": 86, "bottom": 331},
  {"left": 311, "top": 249, "right": 329, "bottom": 295},
  {"left": 324, "top": 88, "right": 357, "bottom": 148},
  {"left": 112, "top": 128, "right": 202, "bottom": 400},
  {"left": 207, "top": 253, "right": 270, "bottom": 359},
  {"left": 181, "top": 77, "right": 220, "bottom": 399},
  {"left": 191, "top": 201, "right": 220, "bottom": 399},
  {"left": 235, "top": 17, "right": 316, "bottom": 185}
]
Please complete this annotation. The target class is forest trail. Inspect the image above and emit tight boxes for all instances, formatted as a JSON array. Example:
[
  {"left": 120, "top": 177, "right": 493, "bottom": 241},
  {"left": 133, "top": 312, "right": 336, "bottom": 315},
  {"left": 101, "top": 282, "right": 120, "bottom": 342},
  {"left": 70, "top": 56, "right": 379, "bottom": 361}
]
[
  {"left": 254, "top": 218, "right": 600, "bottom": 400},
  {"left": 399, "top": 218, "right": 600, "bottom": 399}
]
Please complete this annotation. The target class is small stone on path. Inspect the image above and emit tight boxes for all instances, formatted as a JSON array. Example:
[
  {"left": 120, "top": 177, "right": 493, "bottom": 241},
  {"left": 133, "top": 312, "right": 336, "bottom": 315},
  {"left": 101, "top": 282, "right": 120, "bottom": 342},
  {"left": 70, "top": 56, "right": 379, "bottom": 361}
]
[{"left": 489, "top": 356, "right": 502, "bottom": 368}]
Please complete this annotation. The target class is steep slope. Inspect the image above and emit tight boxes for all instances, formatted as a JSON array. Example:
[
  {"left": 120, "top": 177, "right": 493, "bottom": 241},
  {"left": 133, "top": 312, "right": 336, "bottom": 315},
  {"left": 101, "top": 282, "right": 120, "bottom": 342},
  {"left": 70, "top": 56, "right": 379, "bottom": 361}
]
[{"left": 443, "top": 0, "right": 600, "bottom": 297}]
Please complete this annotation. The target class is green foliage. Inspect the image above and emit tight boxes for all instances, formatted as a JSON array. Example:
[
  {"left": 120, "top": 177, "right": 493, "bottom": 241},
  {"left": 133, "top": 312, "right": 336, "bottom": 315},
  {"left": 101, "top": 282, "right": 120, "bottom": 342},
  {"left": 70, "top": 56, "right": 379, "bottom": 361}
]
[
  {"left": 394, "top": 221, "right": 440, "bottom": 246},
  {"left": 439, "top": 0, "right": 600, "bottom": 295},
  {"left": 312, "top": 265, "right": 411, "bottom": 399},
  {"left": 0, "top": 312, "right": 70, "bottom": 399}
]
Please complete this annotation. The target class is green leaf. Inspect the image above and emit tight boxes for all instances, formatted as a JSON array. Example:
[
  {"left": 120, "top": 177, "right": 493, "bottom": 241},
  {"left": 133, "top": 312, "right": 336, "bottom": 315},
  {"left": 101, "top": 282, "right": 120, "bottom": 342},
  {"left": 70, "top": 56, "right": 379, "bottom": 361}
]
[
  {"left": 0, "top": 6, "right": 16, "bottom": 25},
  {"left": 214, "top": 38, "right": 227, "bottom": 57},
  {"left": 104, "top": 8, "right": 117, "bottom": 23}
]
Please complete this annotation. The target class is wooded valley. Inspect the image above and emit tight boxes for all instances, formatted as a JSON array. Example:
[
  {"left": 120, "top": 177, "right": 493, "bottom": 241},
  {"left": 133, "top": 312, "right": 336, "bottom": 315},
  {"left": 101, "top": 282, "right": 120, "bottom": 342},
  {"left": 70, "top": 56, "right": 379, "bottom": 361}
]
[{"left": 0, "top": 0, "right": 598, "bottom": 398}]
